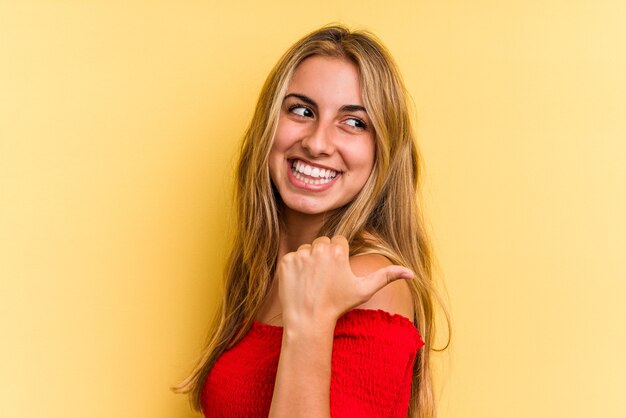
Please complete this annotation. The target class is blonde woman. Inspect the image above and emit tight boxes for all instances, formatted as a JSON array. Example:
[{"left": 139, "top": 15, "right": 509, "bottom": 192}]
[{"left": 175, "top": 24, "right": 447, "bottom": 418}]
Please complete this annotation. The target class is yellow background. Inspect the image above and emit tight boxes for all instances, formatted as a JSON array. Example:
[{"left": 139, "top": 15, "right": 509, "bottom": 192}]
[{"left": 1, "top": 1, "right": 625, "bottom": 417}]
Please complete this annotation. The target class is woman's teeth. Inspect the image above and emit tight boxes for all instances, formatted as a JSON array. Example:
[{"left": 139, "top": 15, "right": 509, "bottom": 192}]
[{"left": 291, "top": 160, "right": 338, "bottom": 185}]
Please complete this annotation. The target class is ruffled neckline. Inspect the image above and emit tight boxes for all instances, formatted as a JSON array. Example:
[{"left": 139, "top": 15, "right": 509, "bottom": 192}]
[{"left": 251, "top": 308, "right": 418, "bottom": 335}]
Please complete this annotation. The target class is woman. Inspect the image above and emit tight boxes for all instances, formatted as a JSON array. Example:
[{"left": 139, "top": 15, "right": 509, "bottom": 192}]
[{"left": 175, "top": 24, "right": 448, "bottom": 418}]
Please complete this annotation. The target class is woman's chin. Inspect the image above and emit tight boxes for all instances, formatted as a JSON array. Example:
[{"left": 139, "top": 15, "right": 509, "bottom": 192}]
[{"left": 280, "top": 197, "right": 336, "bottom": 217}]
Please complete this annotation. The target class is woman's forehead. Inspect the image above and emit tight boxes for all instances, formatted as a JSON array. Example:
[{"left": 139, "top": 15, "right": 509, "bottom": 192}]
[{"left": 287, "top": 56, "right": 364, "bottom": 108}]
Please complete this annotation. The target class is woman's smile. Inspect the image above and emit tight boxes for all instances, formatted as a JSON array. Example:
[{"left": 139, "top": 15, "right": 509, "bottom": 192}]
[{"left": 287, "top": 158, "right": 341, "bottom": 191}]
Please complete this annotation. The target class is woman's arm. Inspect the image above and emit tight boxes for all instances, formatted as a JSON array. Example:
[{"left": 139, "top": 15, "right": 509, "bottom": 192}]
[
  {"left": 268, "top": 236, "right": 414, "bottom": 418},
  {"left": 268, "top": 316, "right": 335, "bottom": 417}
]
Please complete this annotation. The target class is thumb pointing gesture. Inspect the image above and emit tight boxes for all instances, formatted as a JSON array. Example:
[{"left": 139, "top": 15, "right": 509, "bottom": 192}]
[{"left": 277, "top": 234, "right": 415, "bottom": 326}]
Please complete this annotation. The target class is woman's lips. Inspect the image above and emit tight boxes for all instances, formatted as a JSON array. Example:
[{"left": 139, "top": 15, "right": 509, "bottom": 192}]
[
  {"left": 287, "top": 159, "right": 341, "bottom": 192},
  {"left": 289, "top": 157, "right": 339, "bottom": 173}
]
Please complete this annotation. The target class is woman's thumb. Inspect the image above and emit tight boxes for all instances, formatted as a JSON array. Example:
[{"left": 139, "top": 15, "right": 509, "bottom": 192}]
[{"left": 362, "top": 265, "right": 415, "bottom": 295}]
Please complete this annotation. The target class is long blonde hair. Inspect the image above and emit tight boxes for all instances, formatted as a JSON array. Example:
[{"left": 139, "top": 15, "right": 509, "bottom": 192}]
[{"left": 174, "top": 24, "right": 449, "bottom": 418}]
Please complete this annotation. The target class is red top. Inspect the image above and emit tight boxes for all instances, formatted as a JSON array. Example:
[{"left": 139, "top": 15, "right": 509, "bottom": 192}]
[{"left": 202, "top": 308, "right": 424, "bottom": 418}]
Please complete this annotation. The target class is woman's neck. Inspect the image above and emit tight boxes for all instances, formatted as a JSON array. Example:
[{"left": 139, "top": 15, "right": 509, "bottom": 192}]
[{"left": 278, "top": 207, "right": 329, "bottom": 256}]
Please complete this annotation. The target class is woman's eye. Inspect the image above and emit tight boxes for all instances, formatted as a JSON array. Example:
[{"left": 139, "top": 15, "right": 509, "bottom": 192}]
[
  {"left": 289, "top": 105, "right": 313, "bottom": 118},
  {"left": 345, "top": 117, "right": 368, "bottom": 130}
]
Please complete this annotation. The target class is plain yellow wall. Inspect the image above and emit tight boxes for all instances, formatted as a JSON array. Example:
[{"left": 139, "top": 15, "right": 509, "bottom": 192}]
[{"left": 1, "top": 1, "right": 625, "bottom": 417}]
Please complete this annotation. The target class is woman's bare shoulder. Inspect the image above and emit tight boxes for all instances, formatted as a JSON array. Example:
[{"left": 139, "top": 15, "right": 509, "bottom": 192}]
[{"left": 348, "top": 253, "right": 415, "bottom": 320}]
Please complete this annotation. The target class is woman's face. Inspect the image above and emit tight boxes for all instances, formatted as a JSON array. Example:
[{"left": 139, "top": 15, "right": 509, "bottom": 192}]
[{"left": 268, "top": 55, "right": 375, "bottom": 217}]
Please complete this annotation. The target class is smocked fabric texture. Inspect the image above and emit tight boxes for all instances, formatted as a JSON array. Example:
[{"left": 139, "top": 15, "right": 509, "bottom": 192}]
[{"left": 202, "top": 308, "right": 424, "bottom": 418}]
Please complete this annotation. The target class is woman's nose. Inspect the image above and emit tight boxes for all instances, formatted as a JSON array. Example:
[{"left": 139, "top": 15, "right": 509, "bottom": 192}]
[{"left": 301, "top": 121, "right": 335, "bottom": 157}]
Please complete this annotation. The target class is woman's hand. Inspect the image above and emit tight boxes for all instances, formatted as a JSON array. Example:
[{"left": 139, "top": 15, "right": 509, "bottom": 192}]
[{"left": 277, "top": 235, "right": 415, "bottom": 330}]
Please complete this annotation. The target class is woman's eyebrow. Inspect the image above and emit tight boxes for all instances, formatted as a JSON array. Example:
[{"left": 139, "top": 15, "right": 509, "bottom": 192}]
[
  {"left": 283, "top": 93, "right": 367, "bottom": 114},
  {"left": 339, "top": 104, "right": 367, "bottom": 113},
  {"left": 283, "top": 93, "right": 317, "bottom": 108}
]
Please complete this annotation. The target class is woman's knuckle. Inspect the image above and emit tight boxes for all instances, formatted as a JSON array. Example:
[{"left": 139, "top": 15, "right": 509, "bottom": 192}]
[
  {"left": 313, "top": 236, "right": 331, "bottom": 245},
  {"left": 312, "top": 242, "right": 328, "bottom": 254}
]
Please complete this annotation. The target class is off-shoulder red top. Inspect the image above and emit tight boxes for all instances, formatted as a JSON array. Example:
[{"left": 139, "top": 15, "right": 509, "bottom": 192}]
[{"left": 201, "top": 308, "right": 424, "bottom": 418}]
